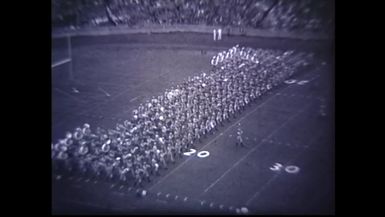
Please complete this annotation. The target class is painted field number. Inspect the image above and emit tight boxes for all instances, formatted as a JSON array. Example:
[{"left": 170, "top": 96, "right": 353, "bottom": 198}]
[
  {"left": 284, "top": 79, "right": 297, "bottom": 84},
  {"left": 297, "top": 80, "right": 309, "bottom": 85},
  {"left": 270, "top": 163, "right": 300, "bottom": 174},
  {"left": 183, "top": 149, "right": 210, "bottom": 158},
  {"left": 269, "top": 163, "right": 284, "bottom": 171},
  {"left": 183, "top": 149, "right": 196, "bottom": 156},
  {"left": 197, "top": 151, "right": 210, "bottom": 158},
  {"left": 284, "top": 79, "right": 309, "bottom": 85}
]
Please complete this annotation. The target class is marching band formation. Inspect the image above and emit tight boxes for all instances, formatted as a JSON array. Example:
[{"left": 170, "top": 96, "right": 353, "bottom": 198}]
[{"left": 52, "top": 45, "right": 314, "bottom": 187}]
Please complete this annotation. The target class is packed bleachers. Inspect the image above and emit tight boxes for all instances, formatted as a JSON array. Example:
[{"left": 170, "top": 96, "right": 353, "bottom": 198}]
[{"left": 52, "top": 0, "right": 333, "bottom": 33}]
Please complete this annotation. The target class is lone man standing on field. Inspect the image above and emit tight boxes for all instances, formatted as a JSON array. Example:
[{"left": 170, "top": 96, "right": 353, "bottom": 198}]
[{"left": 236, "top": 123, "right": 245, "bottom": 148}]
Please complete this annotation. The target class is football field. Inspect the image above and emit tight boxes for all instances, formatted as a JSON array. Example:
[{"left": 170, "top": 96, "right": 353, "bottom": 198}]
[{"left": 52, "top": 32, "right": 334, "bottom": 214}]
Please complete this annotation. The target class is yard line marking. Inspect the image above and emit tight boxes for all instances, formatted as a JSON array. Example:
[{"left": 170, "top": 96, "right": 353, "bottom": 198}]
[
  {"left": 244, "top": 131, "right": 323, "bottom": 206},
  {"left": 202, "top": 103, "right": 312, "bottom": 194},
  {"left": 98, "top": 87, "right": 111, "bottom": 97},
  {"left": 54, "top": 88, "right": 85, "bottom": 103},
  {"left": 245, "top": 174, "right": 279, "bottom": 206},
  {"left": 273, "top": 92, "right": 322, "bottom": 101},
  {"left": 52, "top": 58, "right": 71, "bottom": 68},
  {"left": 95, "top": 81, "right": 128, "bottom": 88},
  {"left": 129, "top": 96, "right": 140, "bottom": 102}
]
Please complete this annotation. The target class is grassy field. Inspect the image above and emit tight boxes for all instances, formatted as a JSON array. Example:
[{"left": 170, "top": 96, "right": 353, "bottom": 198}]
[{"left": 52, "top": 32, "right": 334, "bottom": 215}]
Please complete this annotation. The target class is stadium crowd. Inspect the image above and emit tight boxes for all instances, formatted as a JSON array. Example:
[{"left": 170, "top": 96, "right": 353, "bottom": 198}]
[
  {"left": 52, "top": 45, "right": 314, "bottom": 187},
  {"left": 52, "top": 0, "right": 333, "bottom": 33}
]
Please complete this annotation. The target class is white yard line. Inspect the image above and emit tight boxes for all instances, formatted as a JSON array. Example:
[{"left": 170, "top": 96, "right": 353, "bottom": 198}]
[
  {"left": 98, "top": 87, "right": 111, "bottom": 97},
  {"left": 129, "top": 96, "right": 140, "bottom": 102},
  {"left": 54, "top": 88, "right": 85, "bottom": 103},
  {"left": 52, "top": 58, "right": 71, "bottom": 68}
]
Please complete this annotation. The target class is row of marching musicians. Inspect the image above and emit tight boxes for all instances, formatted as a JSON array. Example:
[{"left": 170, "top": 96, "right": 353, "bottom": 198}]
[{"left": 52, "top": 45, "right": 314, "bottom": 187}]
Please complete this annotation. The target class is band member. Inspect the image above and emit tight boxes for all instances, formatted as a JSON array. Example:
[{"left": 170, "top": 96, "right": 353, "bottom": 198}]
[
  {"left": 142, "top": 162, "right": 151, "bottom": 182},
  {"left": 151, "top": 157, "right": 160, "bottom": 176},
  {"left": 159, "top": 151, "right": 167, "bottom": 170},
  {"left": 134, "top": 168, "right": 143, "bottom": 187},
  {"left": 167, "top": 145, "right": 175, "bottom": 164}
]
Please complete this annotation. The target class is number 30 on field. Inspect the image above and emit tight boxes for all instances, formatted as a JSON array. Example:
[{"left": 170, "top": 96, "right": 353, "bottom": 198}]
[
  {"left": 183, "top": 149, "right": 210, "bottom": 158},
  {"left": 270, "top": 163, "right": 300, "bottom": 174}
]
